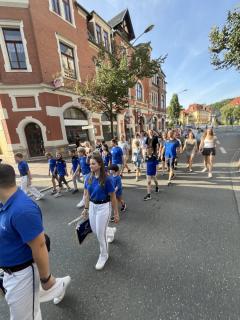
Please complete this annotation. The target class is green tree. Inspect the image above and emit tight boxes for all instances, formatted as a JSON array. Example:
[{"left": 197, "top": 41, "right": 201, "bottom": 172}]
[
  {"left": 209, "top": 8, "right": 240, "bottom": 71},
  {"left": 75, "top": 43, "right": 166, "bottom": 138},
  {"left": 233, "top": 105, "right": 240, "bottom": 123},
  {"left": 167, "top": 94, "right": 181, "bottom": 125},
  {"left": 221, "top": 104, "right": 235, "bottom": 124}
]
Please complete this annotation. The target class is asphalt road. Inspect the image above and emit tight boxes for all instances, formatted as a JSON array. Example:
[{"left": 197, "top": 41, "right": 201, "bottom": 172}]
[{"left": 1, "top": 127, "right": 240, "bottom": 320}]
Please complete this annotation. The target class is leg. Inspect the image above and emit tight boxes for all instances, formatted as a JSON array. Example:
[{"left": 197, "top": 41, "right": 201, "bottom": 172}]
[
  {"left": 72, "top": 175, "right": 78, "bottom": 190},
  {"left": 147, "top": 176, "right": 152, "bottom": 194},
  {"left": 153, "top": 176, "right": 158, "bottom": 187},
  {"left": 95, "top": 203, "right": 111, "bottom": 259},
  {"left": 89, "top": 202, "right": 97, "bottom": 235},
  {"left": 208, "top": 154, "right": 214, "bottom": 173},
  {"left": 51, "top": 175, "right": 57, "bottom": 190},
  {"left": 20, "top": 176, "right": 28, "bottom": 194},
  {"left": 4, "top": 264, "right": 42, "bottom": 320}
]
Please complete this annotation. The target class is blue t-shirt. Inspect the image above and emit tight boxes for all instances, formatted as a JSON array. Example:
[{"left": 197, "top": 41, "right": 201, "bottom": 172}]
[
  {"left": 84, "top": 175, "right": 114, "bottom": 201},
  {"left": 18, "top": 160, "right": 29, "bottom": 176},
  {"left": 165, "top": 139, "right": 180, "bottom": 158},
  {"left": 56, "top": 159, "right": 66, "bottom": 177},
  {"left": 111, "top": 146, "right": 123, "bottom": 165},
  {"left": 0, "top": 189, "right": 44, "bottom": 267},
  {"left": 72, "top": 156, "right": 79, "bottom": 172},
  {"left": 102, "top": 153, "right": 112, "bottom": 168},
  {"left": 48, "top": 158, "right": 56, "bottom": 174},
  {"left": 79, "top": 156, "right": 90, "bottom": 176},
  {"left": 111, "top": 175, "right": 122, "bottom": 197},
  {"left": 146, "top": 155, "right": 159, "bottom": 176}
]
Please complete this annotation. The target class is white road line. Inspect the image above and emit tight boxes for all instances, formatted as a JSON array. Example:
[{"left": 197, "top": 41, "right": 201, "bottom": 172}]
[
  {"left": 216, "top": 140, "right": 220, "bottom": 145},
  {"left": 219, "top": 146, "right": 227, "bottom": 154}
]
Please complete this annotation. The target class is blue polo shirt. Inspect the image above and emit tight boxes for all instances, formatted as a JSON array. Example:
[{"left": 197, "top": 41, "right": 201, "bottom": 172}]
[
  {"left": 146, "top": 155, "right": 159, "bottom": 176},
  {"left": 72, "top": 156, "right": 79, "bottom": 173},
  {"left": 0, "top": 189, "right": 44, "bottom": 267},
  {"left": 165, "top": 139, "right": 180, "bottom": 158},
  {"left": 48, "top": 158, "right": 56, "bottom": 174},
  {"left": 79, "top": 156, "right": 90, "bottom": 176},
  {"left": 56, "top": 159, "right": 66, "bottom": 177},
  {"left": 111, "top": 146, "right": 123, "bottom": 165},
  {"left": 18, "top": 160, "right": 29, "bottom": 176},
  {"left": 84, "top": 175, "right": 114, "bottom": 201},
  {"left": 111, "top": 175, "right": 122, "bottom": 197},
  {"left": 102, "top": 153, "right": 112, "bottom": 168}
]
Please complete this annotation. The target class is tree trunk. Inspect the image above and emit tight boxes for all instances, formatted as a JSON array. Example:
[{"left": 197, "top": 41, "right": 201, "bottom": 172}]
[{"left": 110, "top": 104, "right": 114, "bottom": 139}]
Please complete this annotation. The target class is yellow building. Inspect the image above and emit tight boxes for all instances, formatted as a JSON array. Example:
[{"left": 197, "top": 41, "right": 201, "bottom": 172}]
[{"left": 180, "top": 104, "right": 211, "bottom": 126}]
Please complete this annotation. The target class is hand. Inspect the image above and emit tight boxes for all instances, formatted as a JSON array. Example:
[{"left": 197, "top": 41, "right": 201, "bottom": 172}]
[
  {"left": 81, "top": 208, "right": 89, "bottom": 219},
  {"left": 114, "top": 211, "right": 119, "bottom": 224},
  {"left": 66, "top": 173, "right": 69, "bottom": 177},
  {"left": 41, "top": 275, "right": 56, "bottom": 291}
]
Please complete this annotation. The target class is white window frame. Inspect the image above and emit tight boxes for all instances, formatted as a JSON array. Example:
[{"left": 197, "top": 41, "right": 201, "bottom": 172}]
[
  {"left": 55, "top": 33, "right": 81, "bottom": 81},
  {"left": 136, "top": 81, "right": 144, "bottom": 102},
  {"left": 9, "top": 91, "right": 41, "bottom": 112},
  {"left": 0, "top": 19, "right": 32, "bottom": 72},
  {"left": 49, "top": 0, "right": 76, "bottom": 28}
]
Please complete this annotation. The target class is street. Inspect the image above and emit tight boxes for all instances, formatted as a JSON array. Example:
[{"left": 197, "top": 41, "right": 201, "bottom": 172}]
[{"left": 1, "top": 127, "right": 240, "bottom": 320}]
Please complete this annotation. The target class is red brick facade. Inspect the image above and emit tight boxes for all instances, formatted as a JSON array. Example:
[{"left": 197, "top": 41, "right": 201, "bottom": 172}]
[{"left": 0, "top": 0, "right": 166, "bottom": 162}]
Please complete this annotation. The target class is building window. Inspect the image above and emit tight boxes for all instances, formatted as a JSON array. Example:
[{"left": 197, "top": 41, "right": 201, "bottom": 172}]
[
  {"left": 136, "top": 83, "right": 143, "bottom": 101},
  {"left": 103, "top": 31, "right": 109, "bottom": 51},
  {"left": 51, "top": 0, "right": 60, "bottom": 15},
  {"left": 96, "top": 24, "right": 102, "bottom": 44},
  {"left": 2, "top": 28, "right": 27, "bottom": 70},
  {"left": 60, "top": 42, "right": 76, "bottom": 79},
  {"left": 62, "top": 0, "right": 72, "bottom": 23}
]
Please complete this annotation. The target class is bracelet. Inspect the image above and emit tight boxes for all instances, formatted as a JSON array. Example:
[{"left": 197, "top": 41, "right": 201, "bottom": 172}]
[
  {"left": 40, "top": 273, "right": 51, "bottom": 284},
  {"left": 84, "top": 207, "right": 89, "bottom": 210}
]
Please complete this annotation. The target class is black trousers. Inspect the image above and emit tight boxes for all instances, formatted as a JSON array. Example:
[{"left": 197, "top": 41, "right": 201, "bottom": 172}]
[{"left": 58, "top": 176, "right": 68, "bottom": 188}]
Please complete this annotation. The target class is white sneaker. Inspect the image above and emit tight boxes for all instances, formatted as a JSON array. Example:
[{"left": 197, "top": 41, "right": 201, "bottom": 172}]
[
  {"left": 54, "top": 192, "right": 62, "bottom": 198},
  {"left": 107, "top": 227, "right": 117, "bottom": 243},
  {"left": 39, "top": 276, "right": 71, "bottom": 303},
  {"left": 76, "top": 199, "right": 85, "bottom": 208},
  {"left": 35, "top": 194, "right": 44, "bottom": 201},
  {"left": 208, "top": 172, "right": 213, "bottom": 178},
  {"left": 201, "top": 168, "right": 207, "bottom": 173},
  {"left": 95, "top": 255, "right": 108, "bottom": 270}
]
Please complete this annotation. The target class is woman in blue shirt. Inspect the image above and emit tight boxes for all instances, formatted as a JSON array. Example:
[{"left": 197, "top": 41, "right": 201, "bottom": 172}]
[{"left": 82, "top": 154, "right": 119, "bottom": 270}]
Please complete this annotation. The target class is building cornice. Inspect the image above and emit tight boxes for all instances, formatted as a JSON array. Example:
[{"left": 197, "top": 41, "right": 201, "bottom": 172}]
[{"left": 0, "top": 0, "right": 29, "bottom": 8}]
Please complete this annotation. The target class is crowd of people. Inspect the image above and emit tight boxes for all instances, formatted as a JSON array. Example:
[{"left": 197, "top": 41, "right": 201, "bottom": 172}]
[{"left": 0, "top": 126, "right": 220, "bottom": 319}]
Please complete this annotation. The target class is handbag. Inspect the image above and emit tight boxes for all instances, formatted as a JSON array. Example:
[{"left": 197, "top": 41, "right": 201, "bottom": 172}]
[
  {"left": 0, "top": 269, "right": 5, "bottom": 296},
  {"left": 76, "top": 219, "right": 92, "bottom": 245},
  {"left": 45, "top": 233, "right": 51, "bottom": 252}
]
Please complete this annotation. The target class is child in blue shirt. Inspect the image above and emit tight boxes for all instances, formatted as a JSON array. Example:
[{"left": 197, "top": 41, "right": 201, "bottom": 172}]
[
  {"left": 144, "top": 147, "right": 159, "bottom": 201},
  {"left": 76, "top": 147, "right": 91, "bottom": 208},
  {"left": 45, "top": 152, "right": 58, "bottom": 194},
  {"left": 55, "top": 153, "right": 71, "bottom": 197},
  {"left": 109, "top": 164, "right": 127, "bottom": 221},
  {"left": 69, "top": 149, "right": 80, "bottom": 194}
]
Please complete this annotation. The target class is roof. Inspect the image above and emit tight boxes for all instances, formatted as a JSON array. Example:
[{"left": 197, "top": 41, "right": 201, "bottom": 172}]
[
  {"left": 75, "top": 1, "right": 90, "bottom": 16},
  {"left": 230, "top": 97, "right": 240, "bottom": 106},
  {"left": 108, "top": 9, "right": 128, "bottom": 28}
]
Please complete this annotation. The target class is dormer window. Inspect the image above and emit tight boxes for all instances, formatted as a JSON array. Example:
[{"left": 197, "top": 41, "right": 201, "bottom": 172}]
[{"left": 96, "top": 24, "right": 102, "bottom": 44}]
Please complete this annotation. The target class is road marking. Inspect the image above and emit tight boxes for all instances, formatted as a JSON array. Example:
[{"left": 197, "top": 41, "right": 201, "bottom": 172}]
[
  {"left": 219, "top": 146, "right": 227, "bottom": 154},
  {"left": 216, "top": 140, "right": 220, "bottom": 145}
]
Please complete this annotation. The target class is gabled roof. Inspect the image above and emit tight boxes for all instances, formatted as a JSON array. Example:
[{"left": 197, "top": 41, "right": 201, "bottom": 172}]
[{"left": 108, "top": 9, "right": 135, "bottom": 41}]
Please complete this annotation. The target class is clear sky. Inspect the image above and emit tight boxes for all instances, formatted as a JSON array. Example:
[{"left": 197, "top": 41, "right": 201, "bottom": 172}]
[{"left": 78, "top": 0, "right": 239, "bottom": 108}]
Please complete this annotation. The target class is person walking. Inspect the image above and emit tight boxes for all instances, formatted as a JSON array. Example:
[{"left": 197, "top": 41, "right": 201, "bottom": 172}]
[
  {"left": 199, "top": 128, "right": 217, "bottom": 178},
  {"left": 101, "top": 144, "right": 112, "bottom": 172},
  {"left": 0, "top": 164, "right": 71, "bottom": 320},
  {"left": 76, "top": 147, "right": 91, "bottom": 208},
  {"left": 81, "top": 154, "right": 119, "bottom": 270},
  {"left": 132, "top": 140, "right": 143, "bottom": 181},
  {"left": 54, "top": 153, "right": 71, "bottom": 197},
  {"left": 143, "top": 147, "right": 159, "bottom": 201},
  {"left": 45, "top": 152, "right": 58, "bottom": 195},
  {"left": 158, "top": 132, "right": 167, "bottom": 175},
  {"left": 196, "top": 128, "right": 203, "bottom": 150},
  {"left": 110, "top": 139, "right": 124, "bottom": 174},
  {"left": 69, "top": 149, "right": 80, "bottom": 194},
  {"left": 118, "top": 135, "right": 131, "bottom": 173},
  {"left": 145, "top": 129, "right": 159, "bottom": 155},
  {"left": 14, "top": 153, "right": 44, "bottom": 201},
  {"left": 182, "top": 131, "right": 197, "bottom": 172}
]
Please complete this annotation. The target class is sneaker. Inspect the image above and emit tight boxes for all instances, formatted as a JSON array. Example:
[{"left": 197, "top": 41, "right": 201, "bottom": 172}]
[
  {"left": 120, "top": 203, "right": 127, "bottom": 212},
  {"left": 40, "top": 276, "right": 71, "bottom": 304},
  {"left": 107, "top": 227, "right": 117, "bottom": 243},
  {"left": 72, "top": 189, "right": 79, "bottom": 194},
  {"left": 155, "top": 186, "right": 159, "bottom": 193},
  {"left": 35, "top": 194, "right": 44, "bottom": 201},
  {"left": 189, "top": 169, "right": 193, "bottom": 172},
  {"left": 208, "top": 172, "right": 213, "bottom": 178},
  {"left": 53, "top": 276, "right": 71, "bottom": 305},
  {"left": 144, "top": 194, "right": 151, "bottom": 201},
  {"left": 76, "top": 200, "right": 85, "bottom": 208},
  {"left": 65, "top": 188, "right": 72, "bottom": 193},
  {"left": 95, "top": 255, "right": 109, "bottom": 270},
  {"left": 51, "top": 189, "right": 57, "bottom": 195},
  {"left": 54, "top": 192, "right": 62, "bottom": 198},
  {"left": 201, "top": 167, "right": 208, "bottom": 173},
  {"left": 110, "top": 216, "right": 115, "bottom": 223},
  {"left": 135, "top": 177, "right": 139, "bottom": 182}
]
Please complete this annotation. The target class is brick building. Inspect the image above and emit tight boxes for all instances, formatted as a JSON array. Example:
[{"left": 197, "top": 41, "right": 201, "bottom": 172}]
[{"left": 0, "top": 0, "right": 167, "bottom": 162}]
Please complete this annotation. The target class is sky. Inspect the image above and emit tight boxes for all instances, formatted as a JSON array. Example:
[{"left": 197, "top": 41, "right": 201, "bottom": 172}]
[{"left": 78, "top": 0, "right": 239, "bottom": 108}]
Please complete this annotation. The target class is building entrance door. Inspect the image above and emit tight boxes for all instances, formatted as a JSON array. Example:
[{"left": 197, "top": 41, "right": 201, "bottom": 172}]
[{"left": 25, "top": 123, "right": 45, "bottom": 157}]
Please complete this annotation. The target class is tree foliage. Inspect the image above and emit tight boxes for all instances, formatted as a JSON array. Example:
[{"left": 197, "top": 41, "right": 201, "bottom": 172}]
[
  {"left": 221, "top": 104, "right": 240, "bottom": 124},
  {"left": 167, "top": 94, "right": 181, "bottom": 124},
  {"left": 75, "top": 43, "right": 166, "bottom": 138},
  {"left": 209, "top": 8, "right": 240, "bottom": 71}
]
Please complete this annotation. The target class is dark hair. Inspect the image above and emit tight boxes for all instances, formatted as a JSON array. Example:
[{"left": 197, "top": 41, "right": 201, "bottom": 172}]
[
  {"left": 89, "top": 154, "right": 106, "bottom": 187},
  {"left": 0, "top": 164, "right": 16, "bottom": 188},
  {"left": 14, "top": 152, "right": 23, "bottom": 159},
  {"left": 102, "top": 144, "right": 109, "bottom": 152},
  {"left": 109, "top": 164, "right": 119, "bottom": 172},
  {"left": 111, "top": 139, "right": 118, "bottom": 145},
  {"left": 70, "top": 149, "right": 76, "bottom": 154}
]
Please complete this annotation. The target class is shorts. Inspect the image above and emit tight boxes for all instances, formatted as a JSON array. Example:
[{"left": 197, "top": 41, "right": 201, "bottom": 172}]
[
  {"left": 202, "top": 148, "right": 215, "bottom": 156},
  {"left": 186, "top": 151, "right": 195, "bottom": 158},
  {"left": 166, "top": 157, "right": 176, "bottom": 169},
  {"left": 134, "top": 159, "right": 142, "bottom": 168},
  {"left": 116, "top": 164, "right": 123, "bottom": 171}
]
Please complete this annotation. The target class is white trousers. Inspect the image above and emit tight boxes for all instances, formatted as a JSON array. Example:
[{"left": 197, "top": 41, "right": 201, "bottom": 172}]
[
  {"left": 3, "top": 264, "right": 42, "bottom": 320},
  {"left": 89, "top": 202, "right": 114, "bottom": 259},
  {"left": 21, "top": 176, "right": 42, "bottom": 198}
]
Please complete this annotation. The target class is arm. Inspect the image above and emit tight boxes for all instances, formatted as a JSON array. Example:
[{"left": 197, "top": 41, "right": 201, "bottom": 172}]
[
  {"left": 82, "top": 190, "right": 90, "bottom": 219},
  {"left": 28, "top": 232, "right": 56, "bottom": 290},
  {"left": 110, "top": 192, "right": 119, "bottom": 223},
  {"left": 182, "top": 140, "right": 187, "bottom": 152}
]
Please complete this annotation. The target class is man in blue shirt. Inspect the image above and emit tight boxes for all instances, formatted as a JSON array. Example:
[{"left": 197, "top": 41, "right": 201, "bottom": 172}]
[
  {"left": 0, "top": 164, "right": 71, "bottom": 319},
  {"left": 14, "top": 153, "right": 44, "bottom": 201},
  {"left": 69, "top": 149, "right": 80, "bottom": 194},
  {"left": 110, "top": 139, "right": 123, "bottom": 173},
  {"left": 54, "top": 153, "right": 71, "bottom": 197}
]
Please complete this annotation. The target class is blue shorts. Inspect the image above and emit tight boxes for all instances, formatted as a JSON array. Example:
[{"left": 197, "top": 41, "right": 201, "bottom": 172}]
[{"left": 166, "top": 157, "right": 176, "bottom": 169}]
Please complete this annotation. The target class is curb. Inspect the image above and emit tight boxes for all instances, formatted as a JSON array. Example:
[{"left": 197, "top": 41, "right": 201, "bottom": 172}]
[{"left": 230, "top": 150, "right": 240, "bottom": 218}]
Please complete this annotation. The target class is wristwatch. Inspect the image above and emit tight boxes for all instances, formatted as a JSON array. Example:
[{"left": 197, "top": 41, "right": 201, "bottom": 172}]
[{"left": 40, "top": 273, "right": 51, "bottom": 284}]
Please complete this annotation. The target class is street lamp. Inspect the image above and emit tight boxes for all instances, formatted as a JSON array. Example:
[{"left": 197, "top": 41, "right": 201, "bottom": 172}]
[{"left": 132, "top": 24, "right": 155, "bottom": 45}]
